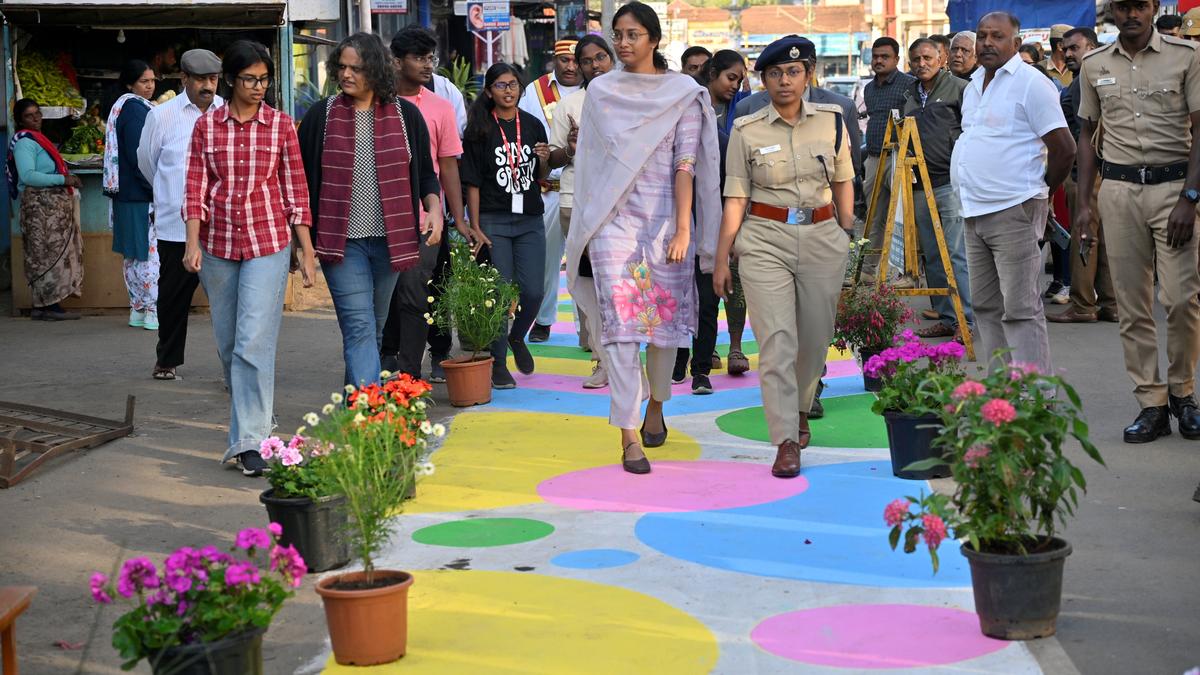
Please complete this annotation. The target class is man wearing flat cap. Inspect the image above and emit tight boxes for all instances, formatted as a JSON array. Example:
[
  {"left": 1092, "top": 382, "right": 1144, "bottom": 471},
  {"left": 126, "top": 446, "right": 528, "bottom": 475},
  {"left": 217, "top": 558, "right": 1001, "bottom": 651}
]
[
  {"left": 1076, "top": 0, "right": 1200, "bottom": 445},
  {"left": 137, "top": 49, "right": 224, "bottom": 382},
  {"left": 716, "top": 36, "right": 856, "bottom": 479},
  {"left": 1044, "top": 24, "right": 1075, "bottom": 89},
  {"left": 520, "top": 37, "right": 582, "bottom": 345}
]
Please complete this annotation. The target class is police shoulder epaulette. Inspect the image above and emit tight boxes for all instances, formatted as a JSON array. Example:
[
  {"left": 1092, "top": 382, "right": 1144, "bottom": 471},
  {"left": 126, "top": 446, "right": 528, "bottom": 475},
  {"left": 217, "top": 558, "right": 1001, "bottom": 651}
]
[
  {"left": 810, "top": 102, "right": 843, "bottom": 115},
  {"left": 1081, "top": 42, "right": 1115, "bottom": 61},
  {"left": 733, "top": 108, "right": 767, "bottom": 129},
  {"left": 1163, "top": 34, "right": 1199, "bottom": 50}
]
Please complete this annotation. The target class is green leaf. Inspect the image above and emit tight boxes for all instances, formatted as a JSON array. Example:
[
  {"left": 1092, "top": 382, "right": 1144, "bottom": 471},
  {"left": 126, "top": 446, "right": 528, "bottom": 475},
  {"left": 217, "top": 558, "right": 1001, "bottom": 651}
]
[
  {"left": 902, "top": 457, "right": 948, "bottom": 471},
  {"left": 930, "top": 547, "right": 941, "bottom": 574},
  {"left": 889, "top": 525, "right": 901, "bottom": 550},
  {"left": 903, "top": 526, "right": 921, "bottom": 553}
]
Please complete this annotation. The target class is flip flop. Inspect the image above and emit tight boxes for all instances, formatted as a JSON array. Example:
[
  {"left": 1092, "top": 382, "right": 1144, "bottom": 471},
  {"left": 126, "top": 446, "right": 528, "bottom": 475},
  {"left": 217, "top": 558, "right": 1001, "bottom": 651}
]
[
  {"left": 153, "top": 366, "right": 177, "bottom": 381},
  {"left": 727, "top": 350, "right": 750, "bottom": 376}
]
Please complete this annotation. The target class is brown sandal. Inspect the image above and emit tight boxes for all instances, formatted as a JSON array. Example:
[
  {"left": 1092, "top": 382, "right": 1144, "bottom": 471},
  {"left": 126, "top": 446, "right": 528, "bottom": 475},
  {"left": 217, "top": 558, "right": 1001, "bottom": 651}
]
[
  {"left": 916, "top": 323, "right": 955, "bottom": 338},
  {"left": 622, "top": 441, "right": 651, "bottom": 474},
  {"left": 727, "top": 350, "right": 750, "bottom": 376}
]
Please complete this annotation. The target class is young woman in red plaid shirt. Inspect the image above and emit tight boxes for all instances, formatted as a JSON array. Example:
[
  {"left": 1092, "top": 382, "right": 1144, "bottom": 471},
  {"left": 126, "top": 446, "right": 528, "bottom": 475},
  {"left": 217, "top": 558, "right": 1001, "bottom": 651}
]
[{"left": 182, "top": 40, "right": 314, "bottom": 476}]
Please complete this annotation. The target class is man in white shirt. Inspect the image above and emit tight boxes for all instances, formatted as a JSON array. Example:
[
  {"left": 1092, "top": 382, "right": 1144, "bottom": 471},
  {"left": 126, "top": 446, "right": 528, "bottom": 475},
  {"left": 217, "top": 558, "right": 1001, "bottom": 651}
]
[
  {"left": 519, "top": 38, "right": 581, "bottom": 343},
  {"left": 137, "top": 49, "right": 224, "bottom": 381},
  {"left": 432, "top": 72, "right": 467, "bottom": 138},
  {"left": 950, "top": 12, "right": 1075, "bottom": 373}
]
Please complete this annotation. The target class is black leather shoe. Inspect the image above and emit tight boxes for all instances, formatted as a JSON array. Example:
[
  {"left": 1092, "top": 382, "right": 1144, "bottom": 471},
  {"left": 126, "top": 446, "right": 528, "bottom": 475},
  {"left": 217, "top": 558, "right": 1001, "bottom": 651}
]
[
  {"left": 622, "top": 442, "right": 651, "bottom": 474},
  {"left": 528, "top": 323, "right": 552, "bottom": 343},
  {"left": 640, "top": 409, "right": 668, "bottom": 448},
  {"left": 1123, "top": 406, "right": 1171, "bottom": 444},
  {"left": 1169, "top": 394, "right": 1200, "bottom": 440},
  {"left": 508, "top": 337, "right": 535, "bottom": 375},
  {"left": 808, "top": 380, "right": 826, "bottom": 419}
]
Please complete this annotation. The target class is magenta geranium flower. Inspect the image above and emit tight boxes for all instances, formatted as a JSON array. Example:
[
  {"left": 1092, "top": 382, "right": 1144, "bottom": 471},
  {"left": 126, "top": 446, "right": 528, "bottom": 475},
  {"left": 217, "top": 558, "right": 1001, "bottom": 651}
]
[
  {"left": 884, "top": 498, "right": 909, "bottom": 527},
  {"left": 234, "top": 527, "right": 271, "bottom": 552},
  {"left": 922, "top": 514, "right": 948, "bottom": 549},
  {"left": 224, "top": 562, "right": 261, "bottom": 587},
  {"left": 981, "top": 398, "right": 1017, "bottom": 426},
  {"left": 90, "top": 573, "right": 112, "bottom": 604},
  {"left": 117, "top": 557, "right": 160, "bottom": 598},
  {"left": 269, "top": 544, "right": 307, "bottom": 588}
]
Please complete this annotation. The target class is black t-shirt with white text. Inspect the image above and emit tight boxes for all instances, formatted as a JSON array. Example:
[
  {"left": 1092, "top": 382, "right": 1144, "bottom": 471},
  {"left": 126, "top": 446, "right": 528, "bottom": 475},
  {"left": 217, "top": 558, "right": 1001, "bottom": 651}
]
[{"left": 461, "top": 110, "right": 547, "bottom": 216}]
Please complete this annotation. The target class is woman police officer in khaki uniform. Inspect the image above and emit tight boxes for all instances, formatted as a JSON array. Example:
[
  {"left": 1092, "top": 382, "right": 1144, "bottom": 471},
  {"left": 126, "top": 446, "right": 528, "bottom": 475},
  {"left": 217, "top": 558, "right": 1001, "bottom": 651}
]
[{"left": 714, "top": 36, "right": 856, "bottom": 478}]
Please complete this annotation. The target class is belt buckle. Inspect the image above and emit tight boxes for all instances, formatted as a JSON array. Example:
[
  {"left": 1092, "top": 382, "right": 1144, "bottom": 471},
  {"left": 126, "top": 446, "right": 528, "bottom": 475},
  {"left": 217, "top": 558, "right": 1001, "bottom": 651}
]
[
  {"left": 787, "top": 207, "right": 806, "bottom": 225},
  {"left": 1139, "top": 167, "right": 1149, "bottom": 184}
]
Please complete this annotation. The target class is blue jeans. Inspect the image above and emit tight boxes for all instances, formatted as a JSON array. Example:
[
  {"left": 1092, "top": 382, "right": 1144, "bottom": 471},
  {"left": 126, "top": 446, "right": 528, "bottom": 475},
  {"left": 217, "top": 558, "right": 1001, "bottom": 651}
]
[
  {"left": 322, "top": 237, "right": 401, "bottom": 387},
  {"left": 915, "top": 183, "right": 974, "bottom": 327},
  {"left": 198, "top": 246, "right": 290, "bottom": 462},
  {"left": 481, "top": 212, "right": 546, "bottom": 364}
]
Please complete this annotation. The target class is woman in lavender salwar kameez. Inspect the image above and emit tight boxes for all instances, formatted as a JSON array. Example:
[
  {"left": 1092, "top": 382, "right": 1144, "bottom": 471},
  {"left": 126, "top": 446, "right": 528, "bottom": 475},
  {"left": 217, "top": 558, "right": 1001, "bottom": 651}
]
[{"left": 566, "top": 1, "right": 721, "bottom": 475}]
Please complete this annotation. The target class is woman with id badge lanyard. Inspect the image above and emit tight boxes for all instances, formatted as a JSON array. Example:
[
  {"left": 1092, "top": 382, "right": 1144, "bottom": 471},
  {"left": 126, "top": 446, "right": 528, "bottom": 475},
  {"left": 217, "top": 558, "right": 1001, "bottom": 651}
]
[{"left": 461, "top": 63, "right": 551, "bottom": 389}]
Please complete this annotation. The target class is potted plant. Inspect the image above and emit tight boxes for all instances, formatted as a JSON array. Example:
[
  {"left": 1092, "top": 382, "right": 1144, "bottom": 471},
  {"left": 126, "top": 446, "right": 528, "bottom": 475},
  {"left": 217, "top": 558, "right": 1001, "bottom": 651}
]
[
  {"left": 89, "top": 525, "right": 305, "bottom": 674},
  {"left": 865, "top": 329, "right": 965, "bottom": 479},
  {"left": 833, "top": 281, "right": 912, "bottom": 391},
  {"left": 436, "top": 57, "right": 480, "bottom": 103},
  {"left": 306, "top": 376, "right": 442, "bottom": 666},
  {"left": 257, "top": 430, "right": 350, "bottom": 573},
  {"left": 429, "top": 240, "right": 520, "bottom": 406},
  {"left": 884, "top": 362, "right": 1104, "bottom": 640}
]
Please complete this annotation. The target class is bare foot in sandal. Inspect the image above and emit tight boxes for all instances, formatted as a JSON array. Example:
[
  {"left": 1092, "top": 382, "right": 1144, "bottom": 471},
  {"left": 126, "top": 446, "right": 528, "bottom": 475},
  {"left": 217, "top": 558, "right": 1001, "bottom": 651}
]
[{"left": 152, "top": 366, "right": 177, "bottom": 380}]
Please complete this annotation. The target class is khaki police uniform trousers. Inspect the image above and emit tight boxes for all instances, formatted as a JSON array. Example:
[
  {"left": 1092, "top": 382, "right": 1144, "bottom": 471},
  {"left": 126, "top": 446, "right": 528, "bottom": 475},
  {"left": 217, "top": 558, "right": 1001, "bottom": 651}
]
[
  {"left": 1099, "top": 179, "right": 1200, "bottom": 407},
  {"left": 737, "top": 215, "right": 848, "bottom": 445},
  {"left": 1064, "top": 175, "right": 1116, "bottom": 316}
]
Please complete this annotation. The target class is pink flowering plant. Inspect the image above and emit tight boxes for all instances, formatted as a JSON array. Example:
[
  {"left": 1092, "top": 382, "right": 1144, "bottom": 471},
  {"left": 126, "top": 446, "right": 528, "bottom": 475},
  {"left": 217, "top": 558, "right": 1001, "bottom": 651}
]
[
  {"left": 833, "top": 282, "right": 913, "bottom": 353},
  {"left": 89, "top": 525, "right": 305, "bottom": 671},
  {"left": 867, "top": 329, "right": 966, "bottom": 415},
  {"left": 885, "top": 361, "right": 1105, "bottom": 569},
  {"left": 259, "top": 434, "right": 335, "bottom": 500}
]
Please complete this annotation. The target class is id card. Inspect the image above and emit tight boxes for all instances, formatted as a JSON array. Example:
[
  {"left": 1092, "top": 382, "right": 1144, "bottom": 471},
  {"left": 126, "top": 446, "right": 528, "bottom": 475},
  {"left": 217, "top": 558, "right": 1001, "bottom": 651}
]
[{"left": 512, "top": 193, "right": 524, "bottom": 214}]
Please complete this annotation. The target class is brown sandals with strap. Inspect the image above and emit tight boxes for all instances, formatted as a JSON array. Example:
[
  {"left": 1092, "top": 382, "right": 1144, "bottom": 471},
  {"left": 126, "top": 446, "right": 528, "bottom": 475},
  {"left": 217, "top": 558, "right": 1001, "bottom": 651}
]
[
  {"left": 727, "top": 350, "right": 750, "bottom": 376},
  {"left": 621, "top": 441, "right": 651, "bottom": 475}
]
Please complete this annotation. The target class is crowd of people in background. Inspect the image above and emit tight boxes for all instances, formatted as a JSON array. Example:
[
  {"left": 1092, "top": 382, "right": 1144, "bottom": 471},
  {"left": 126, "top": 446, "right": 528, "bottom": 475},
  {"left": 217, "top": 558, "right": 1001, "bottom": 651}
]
[{"left": 8, "top": 0, "right": 1200, "bottom": 491}]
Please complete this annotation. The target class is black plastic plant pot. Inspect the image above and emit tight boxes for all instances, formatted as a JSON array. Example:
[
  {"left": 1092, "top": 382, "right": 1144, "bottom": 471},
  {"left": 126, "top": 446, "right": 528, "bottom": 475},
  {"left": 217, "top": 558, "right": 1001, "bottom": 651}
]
[
  {"left": 154, "top": 627, "right": 265, "bottom": 675},
  {"left": 259, "top": 489, "right": 351, "bottom": 573},
  {"left": 881, "top": 410, "right": 950, "bottom": 479},
  {"left": 859, "top": 347, "right": 884, "bottom": 392},
  {"left": 961, "top": 537, "right": 1073, "bottom": 640}
]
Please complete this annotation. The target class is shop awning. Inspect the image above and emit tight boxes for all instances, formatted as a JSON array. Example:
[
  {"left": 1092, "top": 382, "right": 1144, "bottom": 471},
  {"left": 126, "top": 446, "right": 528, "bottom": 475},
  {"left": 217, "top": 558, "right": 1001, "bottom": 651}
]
[
  {"left": 947, "top": 0, "right": 1096, "bottom": 33},
  {"left": 0, "top": 1, "right": 287, "bottom": 28}
]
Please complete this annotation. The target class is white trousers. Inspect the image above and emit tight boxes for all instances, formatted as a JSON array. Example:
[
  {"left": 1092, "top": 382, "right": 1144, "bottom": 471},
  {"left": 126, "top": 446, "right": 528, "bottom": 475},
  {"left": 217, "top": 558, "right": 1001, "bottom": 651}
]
[{"left": 605, "top": 343, "right": 673, "bottom": 429}]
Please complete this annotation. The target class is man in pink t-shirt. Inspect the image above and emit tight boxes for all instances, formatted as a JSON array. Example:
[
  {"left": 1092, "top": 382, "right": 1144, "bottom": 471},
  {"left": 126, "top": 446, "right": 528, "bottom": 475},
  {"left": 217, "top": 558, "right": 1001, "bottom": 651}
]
[{"left": 388, "top": 26, "right": 475, "bottom": 382}]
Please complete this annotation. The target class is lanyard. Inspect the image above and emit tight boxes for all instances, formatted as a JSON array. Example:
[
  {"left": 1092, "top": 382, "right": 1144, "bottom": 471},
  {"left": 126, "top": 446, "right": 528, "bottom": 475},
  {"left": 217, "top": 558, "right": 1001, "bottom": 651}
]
[{"left": 493, "top": 111, "right": 522, "bottom": 190}]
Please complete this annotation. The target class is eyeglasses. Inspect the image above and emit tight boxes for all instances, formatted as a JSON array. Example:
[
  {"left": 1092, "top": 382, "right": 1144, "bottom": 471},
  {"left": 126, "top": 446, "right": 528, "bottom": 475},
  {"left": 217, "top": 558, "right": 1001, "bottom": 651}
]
[
  {"left": 579, "top": 51, "right": 611, "bottom": 68},
  {"left": 236, "top": 75, "right": 272, "bottom": 89},
  {"left": 409, "top": 54, "right": 440, "bottom": 67},
  {"left": 610, "top": 30, "right": 648, "bottom": 44},
  {"left": 764, "top": 66, "right": 805, "bottom": 82},
  {"left": 492, "top": 81, "right": 519, "bottom": 92}
]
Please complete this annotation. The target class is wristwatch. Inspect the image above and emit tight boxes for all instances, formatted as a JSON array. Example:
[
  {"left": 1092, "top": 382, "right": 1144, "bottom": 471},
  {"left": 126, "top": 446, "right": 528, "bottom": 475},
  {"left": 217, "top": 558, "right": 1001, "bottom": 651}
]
[{"left": 1183, "top": 188, "right": 1200, "bottom": 204}]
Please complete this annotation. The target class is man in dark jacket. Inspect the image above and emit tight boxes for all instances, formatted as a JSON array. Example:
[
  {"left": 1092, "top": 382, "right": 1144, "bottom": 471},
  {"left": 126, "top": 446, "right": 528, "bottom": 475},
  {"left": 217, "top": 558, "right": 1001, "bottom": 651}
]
[
  {"left": 904, "top": 38, "right": 974, "bottom": 340},
  {"left": 1048, "top": 26, "right": 1117, "bottom": 324}
]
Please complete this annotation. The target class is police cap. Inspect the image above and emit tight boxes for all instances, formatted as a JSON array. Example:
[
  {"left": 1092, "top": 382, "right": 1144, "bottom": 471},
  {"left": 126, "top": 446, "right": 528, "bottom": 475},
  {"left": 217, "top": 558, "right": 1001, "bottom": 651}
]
[
  {"left": 754, "top": 35, "right": 816, "bottom": 72},
  {"left": 1184, "top": 8, "right": 1200, "bottom": 37}
]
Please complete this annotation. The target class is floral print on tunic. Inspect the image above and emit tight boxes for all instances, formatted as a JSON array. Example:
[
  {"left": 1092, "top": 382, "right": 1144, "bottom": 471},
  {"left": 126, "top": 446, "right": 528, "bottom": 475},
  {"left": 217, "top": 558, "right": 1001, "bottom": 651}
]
[{"left": 611, "top": 260, "right": 679, "bottom": 339}]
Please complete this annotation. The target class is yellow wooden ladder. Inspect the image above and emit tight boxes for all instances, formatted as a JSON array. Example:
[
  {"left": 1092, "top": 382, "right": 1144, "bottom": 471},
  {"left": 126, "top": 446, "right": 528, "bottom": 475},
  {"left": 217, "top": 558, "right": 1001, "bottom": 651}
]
[{"left": 858, "top": 112, "right": 975, "bottom": 361}]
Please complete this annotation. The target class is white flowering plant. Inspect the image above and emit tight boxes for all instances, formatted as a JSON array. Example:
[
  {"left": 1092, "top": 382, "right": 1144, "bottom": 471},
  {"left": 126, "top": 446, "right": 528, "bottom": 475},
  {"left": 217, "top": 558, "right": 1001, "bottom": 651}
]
[
  {"left": 429, "top": 240, "right": 520, "bottom": 361},
  {"left": 297, "top": 375, "right": 443, "bottom": 585}
]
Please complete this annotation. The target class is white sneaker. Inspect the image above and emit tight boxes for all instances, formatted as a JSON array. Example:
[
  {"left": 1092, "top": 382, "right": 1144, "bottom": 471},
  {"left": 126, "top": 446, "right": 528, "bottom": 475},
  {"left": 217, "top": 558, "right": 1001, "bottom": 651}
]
[
  {"left": 129, "top": 309, "right": 145, "bottom": 327},
  {"left": 583, "top": 361, "right": 608, "bottom": 389},
  {"left": 143, "top": 311, "right": 159, "bottom": 331},
  {"left": 1051, "top": 286, "right": 1070, "bottom": 305}
]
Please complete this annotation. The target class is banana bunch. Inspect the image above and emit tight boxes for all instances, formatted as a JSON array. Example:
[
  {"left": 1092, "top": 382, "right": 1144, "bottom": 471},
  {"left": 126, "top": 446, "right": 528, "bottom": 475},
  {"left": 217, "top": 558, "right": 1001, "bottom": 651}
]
[
  {"left": 17, "top": 51, "right": 84, "bottom": 108},
  {"left": 155, "top": 90, "right": 176, "bottom": 105}
]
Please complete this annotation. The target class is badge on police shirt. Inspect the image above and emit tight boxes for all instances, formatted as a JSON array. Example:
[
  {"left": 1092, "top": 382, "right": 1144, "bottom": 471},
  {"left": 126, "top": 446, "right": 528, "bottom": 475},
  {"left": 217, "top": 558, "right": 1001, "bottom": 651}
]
[
  {"left": 1096, "top": 77, "right": 1117, "bottom": 86},
  {"left": 758, "top": 144, "right": 782, "bottom": 156}
]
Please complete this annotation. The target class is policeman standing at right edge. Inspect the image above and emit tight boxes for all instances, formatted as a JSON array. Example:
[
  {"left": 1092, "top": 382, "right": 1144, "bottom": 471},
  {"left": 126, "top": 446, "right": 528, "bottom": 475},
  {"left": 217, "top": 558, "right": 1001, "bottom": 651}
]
[
  {"left": 714, "top": 36, "right": 855, "bottom": 479},
  {"left": 1075, "top": 0, "right": 1200, "bottom": 444}
]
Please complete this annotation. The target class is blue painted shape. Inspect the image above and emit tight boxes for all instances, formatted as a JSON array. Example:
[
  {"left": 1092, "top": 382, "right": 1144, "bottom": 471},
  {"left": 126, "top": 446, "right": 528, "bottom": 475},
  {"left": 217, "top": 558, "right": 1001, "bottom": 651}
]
[
  {"left": 491, "top": 373, "right": 866, "bottom": 419},
  {"left": 635, "top": 461, "right": 970, "bottom": 588},
  {"left": 551, "top": 548, "right": 641, "bottom": 569}
]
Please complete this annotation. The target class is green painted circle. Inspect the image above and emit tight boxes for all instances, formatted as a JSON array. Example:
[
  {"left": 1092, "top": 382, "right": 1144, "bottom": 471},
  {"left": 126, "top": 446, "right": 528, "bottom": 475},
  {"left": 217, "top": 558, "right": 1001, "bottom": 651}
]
[
  {"left": 412, "top": 518, "right": 555, "bottom": 548},
  {"left": 715, "top": 394, "right": 887, "bottom": 448}
]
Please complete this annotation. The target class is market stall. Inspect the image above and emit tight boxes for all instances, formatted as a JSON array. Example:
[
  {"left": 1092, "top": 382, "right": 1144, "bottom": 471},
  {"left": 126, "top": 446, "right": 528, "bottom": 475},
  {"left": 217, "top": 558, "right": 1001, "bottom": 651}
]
[{"left": 3, "top": 0, "right": 295, "bottom": 312}]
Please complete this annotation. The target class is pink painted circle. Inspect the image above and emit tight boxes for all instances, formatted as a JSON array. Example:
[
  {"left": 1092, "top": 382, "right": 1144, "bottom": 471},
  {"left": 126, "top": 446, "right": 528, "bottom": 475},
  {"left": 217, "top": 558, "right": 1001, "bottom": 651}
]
[
  {"left": 536, "top": 460, "right": 808, "bottom": 513},
  {"left": 751, "top": 604, "right": 1007, "bottom": 669}
]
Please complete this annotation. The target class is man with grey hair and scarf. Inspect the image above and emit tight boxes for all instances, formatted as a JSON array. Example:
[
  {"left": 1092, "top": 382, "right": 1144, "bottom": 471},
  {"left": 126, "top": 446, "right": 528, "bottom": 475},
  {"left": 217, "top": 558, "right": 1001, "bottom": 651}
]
[{"left": 950, "top": 31, "right": 978, "bottom": 80}]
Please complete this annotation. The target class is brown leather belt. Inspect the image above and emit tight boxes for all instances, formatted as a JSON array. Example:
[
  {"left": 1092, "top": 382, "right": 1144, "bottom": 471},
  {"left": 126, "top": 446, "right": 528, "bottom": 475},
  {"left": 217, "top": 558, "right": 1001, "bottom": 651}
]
[
  {"left": 540, "top": 179, "right": 561, "bottom": 193},
  {"left": 748, "top": 201, "right": 835, "bottom": 225}
]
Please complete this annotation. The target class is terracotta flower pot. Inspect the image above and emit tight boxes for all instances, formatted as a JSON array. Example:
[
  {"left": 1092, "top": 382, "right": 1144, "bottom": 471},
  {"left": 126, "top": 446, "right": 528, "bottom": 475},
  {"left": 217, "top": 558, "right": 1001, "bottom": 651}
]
[
  {"left": 315, "top": 570, "right": 414, "bottom": 666},
  {"left": 442, "top": 355, "right": 494, "bottom": 407}
]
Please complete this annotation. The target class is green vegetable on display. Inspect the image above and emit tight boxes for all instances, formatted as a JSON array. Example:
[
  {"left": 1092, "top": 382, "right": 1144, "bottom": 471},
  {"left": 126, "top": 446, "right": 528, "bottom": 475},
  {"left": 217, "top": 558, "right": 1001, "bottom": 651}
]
[{"left": 17, "top": 51, "right": 85, "bottom": 109}]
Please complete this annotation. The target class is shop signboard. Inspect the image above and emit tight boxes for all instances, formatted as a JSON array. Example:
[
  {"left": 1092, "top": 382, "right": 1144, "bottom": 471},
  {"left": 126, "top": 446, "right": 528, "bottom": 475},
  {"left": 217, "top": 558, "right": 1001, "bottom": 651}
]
[
  {"left": 467, "top": 0, "right": 511, "bottom": 31},
  {"left": 374, "top": 0, "right": 408, "bottom": 13},
  {"left": 688, "top": 28, "right": 733, "bottom": 51},
  {"left": 744, "top": 32, "right": 866, "bottom": 57}
]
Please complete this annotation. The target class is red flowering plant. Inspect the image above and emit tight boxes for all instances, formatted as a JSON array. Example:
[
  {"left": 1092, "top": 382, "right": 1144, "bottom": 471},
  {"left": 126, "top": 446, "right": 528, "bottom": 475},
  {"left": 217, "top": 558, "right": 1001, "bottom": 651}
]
[
  {"left": 88, "top": 525, "right": 305, "bottom": 670},
  {"left": 885, "top": 361, "right": 1104, "bottom": 571},
  {"left": 299, "top": 374, "right": 442, "bottom": 585},
  {"left": 866, "top": 329, "right": 966, "bottom": 415},
  {"left": 832, "top": 282, "right": 913, "bottom": 354}
]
